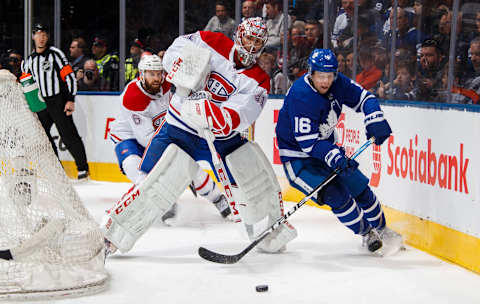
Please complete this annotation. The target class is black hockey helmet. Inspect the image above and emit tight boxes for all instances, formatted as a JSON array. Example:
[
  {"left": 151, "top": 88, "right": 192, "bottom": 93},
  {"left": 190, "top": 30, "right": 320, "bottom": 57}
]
[{"left": 32, "top": 23, "right": 48, "bottom": 35}]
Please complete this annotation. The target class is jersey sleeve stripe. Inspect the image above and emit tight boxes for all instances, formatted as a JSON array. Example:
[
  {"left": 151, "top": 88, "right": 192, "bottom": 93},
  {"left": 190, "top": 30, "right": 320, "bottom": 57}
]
[{"left": 295, "top": 133, "right": 318, "bottom": 141}]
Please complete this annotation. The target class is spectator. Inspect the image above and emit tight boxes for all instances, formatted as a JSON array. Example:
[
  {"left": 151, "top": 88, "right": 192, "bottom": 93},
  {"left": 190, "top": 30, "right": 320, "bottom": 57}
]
[
  {"left": 272, "top": 56, "right": 292, "bottom": 94},
  {"left": 460, "top": 38, "right": 480, "bottom": 85},
  {"left": 345, "top": 50, "right": 354, "bottom": 78},
  {"left": 125, "top": 38, "right": 144, "bottom": 83},
  {"left": 91, "top": 36, "right": 119, "bottom": 91},
  {"left": 257, "top": 52, "right": 276, "bottom": 92},
  {"left": 305, "top": 19, "right": 325, "bottom": 50},
  {"left": 77, "top": 59, "right": 101, "bottom": 91},
  {"left": 336, "top": 51, "right": 351, "bottom": 77},
  {"left": 264, "top": 0, "right": 291, "bottom": 51},
  {"left": 242, "top": 0, "right": 257, "bottom": 20},
  {"left": 383, "top": 7, "right": 423, "bottom": 53},
  {"left": 286, "top": 24, "right": 310, "bottom": 81},
  {"left": 69, "top": 38, "right": 88, "bottom": 78},
  {"left": 204, "top": 1, "right": 236, "bottom": 39},
  {"left": 6, "top": 49, "right": 22, "bottom": 80},
  {"left": 22, "top": 24, "right": 89, "bottom": 180},
  {"left": 378, "top": 62, "right": 416, "bottom": 100},
  {"left": 356, "top": 47, "right": 383, "bottom": 92},
  {"left": 332, "top": 0, "right": 354, "bottom": 50},
  {"left": 416, "top": 39, "right": 445, "bottom": 101},
  {"left": 437, "top": 65, "right": 480, "bottom": 104},
  {"left": 432, "top": 9, "right": 466, "bottom": 57}
]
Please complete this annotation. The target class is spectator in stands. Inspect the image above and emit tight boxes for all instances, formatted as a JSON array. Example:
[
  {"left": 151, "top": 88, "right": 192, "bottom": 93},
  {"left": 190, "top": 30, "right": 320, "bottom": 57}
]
[
  {"left": 416, "top": 39, "right": 445, "bottom": 101},
  {"left": 125, "top": 38, "right": 144, "bottom": 83},
  {"left": 336, "top": 51, "right": 351, "bottom": 77},
  {"left": 437, "top": 65, "right": 480, "bottom": 104},
  {"left": 272, "top": 56, "right": 291, "bottom": 94},
  {"left": 377, "top": 62, "right": 416, "bottom": 100},
  {"left": 91, "top": 36, "right": 119, "bottom": 91},
  {"left": 204, "top": 1, "right": 236, "bottom": 39},
  {"left": 460, "top": 37, "right": 480, "bottom": 85},
  {"left": 6, "top": 49, "right": 22, "bottom": 80},
  {"left": 264, "top": 0, "right": 291, "bottom": 51},
  {"left": 345, "top": 50, "right": 355, "bottom": 77},
  {"left": 258, "top": 52, "right": 276, "bottom": 93},
  {"left": 242, "top": 0, "right": 257, "bottom": 20},
  {"left": 305, "top": 19, "right": 323, "bottom": 50},
  {"left": 332, "top": 0, "right": 354, "bottom": 50},
  {"left": 69, "top": 38, "right": 88, "bottom": 79},
  {"left": 356, "top": 47, "right": 383, "bottom": 92},
  {"left": 77, "top": 59, "right": 101, "bottom": 91},
  {"left": 383, "top": 7, "right": 423, "bottom": 53},
  {"left": 283, "top": 24, "right": 310, "bottom": 81},
  {"left": 432, "top": 9, "right": 467, "bottom": 58}
]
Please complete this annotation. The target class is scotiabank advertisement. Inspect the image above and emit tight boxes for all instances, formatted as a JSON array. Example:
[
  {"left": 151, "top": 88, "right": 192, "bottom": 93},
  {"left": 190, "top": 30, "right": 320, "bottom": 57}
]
[{"left": 256, "top": 99, "right": 480, "bottom": 239}]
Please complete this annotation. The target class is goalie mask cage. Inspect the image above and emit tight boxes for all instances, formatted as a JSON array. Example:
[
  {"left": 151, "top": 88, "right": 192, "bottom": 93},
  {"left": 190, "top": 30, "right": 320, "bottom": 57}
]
[{"left": 0, "top": 70, "right": 108, "bottom": 300}]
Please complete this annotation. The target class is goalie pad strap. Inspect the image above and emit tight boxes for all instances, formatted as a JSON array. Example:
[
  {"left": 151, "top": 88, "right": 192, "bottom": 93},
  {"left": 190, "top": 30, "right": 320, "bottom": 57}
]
[{"left": 102, "top": 144, "right": 198, "bottom": 253}]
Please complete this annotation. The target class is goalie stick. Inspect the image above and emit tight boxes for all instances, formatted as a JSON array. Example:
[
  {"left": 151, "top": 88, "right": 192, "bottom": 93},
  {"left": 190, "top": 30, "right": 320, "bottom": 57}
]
[
  {"left": 202, "top": 128, "right": 242, "bottom": 223},
  {"left": 198, "top": 137, "right": 375, "bottom": 264},
  {"left": 0, "top": 219, "right": 64, "bottom": 261}
]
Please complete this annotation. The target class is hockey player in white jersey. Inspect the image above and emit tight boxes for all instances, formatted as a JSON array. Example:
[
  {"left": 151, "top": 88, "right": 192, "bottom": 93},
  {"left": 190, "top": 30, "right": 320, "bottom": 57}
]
[
  {"left": 101, "top": 18, "right": 297, "bottom": 255},
  {"left": 276, "top": 49, "right": 403, "bottom": 255},
  {"left": 109, "top": 55, "right": 231, "bottom": 222}
]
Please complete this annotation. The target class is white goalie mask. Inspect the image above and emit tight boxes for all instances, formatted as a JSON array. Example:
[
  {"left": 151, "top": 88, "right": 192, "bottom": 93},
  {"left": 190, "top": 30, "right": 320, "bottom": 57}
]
[
  {"left": 138, "top": 54, "right": 163, "bottom": 85},
  {"left": 234, "top": 17, "right": 268, "bottom": 68}
]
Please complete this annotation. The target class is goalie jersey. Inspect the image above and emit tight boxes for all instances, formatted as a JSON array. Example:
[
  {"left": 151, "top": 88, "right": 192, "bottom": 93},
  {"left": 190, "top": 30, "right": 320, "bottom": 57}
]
[
  {"left": 276, "top": 72, "right": 381, "bottom": 164},
  {"left": 110, "top": 78, "right": 172, "bottom": 147},
  {"left": 162, "top": 31, "right": 270, "bottom": 140}
]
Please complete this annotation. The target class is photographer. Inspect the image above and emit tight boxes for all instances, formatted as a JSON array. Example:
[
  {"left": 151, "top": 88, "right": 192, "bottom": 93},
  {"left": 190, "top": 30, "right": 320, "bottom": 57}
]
[{"left": 77, "top": 59, "right": 101, "bottom": 91}]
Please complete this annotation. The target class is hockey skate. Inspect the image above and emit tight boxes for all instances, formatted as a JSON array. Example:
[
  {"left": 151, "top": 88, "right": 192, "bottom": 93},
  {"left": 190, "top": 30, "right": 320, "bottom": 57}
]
[
  {"left": 377, "top": 227, "right": 405, "bottom": 256},
  {"left": 161, "top": 203, "right": 178, "bottom": 224},
  {"left": 212, "top": 194, "right": 232, "bottom": 219},
  {"left": 362, "top": 228, "right": 383, "bottom": 254}
]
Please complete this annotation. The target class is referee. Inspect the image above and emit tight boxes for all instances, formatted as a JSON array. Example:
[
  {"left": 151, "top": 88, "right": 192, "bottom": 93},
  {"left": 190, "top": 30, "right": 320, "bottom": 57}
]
[{"left": 22, "top": 24, "right": 89, "bottom": 180}]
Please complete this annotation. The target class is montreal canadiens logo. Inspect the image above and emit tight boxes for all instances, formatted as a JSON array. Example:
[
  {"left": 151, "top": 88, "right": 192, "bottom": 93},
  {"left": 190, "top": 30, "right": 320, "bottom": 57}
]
[{"left": 206, "top": 72, "right": 236, "bottom": 102}]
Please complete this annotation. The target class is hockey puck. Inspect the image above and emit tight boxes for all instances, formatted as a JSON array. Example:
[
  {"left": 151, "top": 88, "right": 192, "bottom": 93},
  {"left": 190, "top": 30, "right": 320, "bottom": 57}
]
[{"left": 256, "top": 285, "right": 268, "bottom": 292}]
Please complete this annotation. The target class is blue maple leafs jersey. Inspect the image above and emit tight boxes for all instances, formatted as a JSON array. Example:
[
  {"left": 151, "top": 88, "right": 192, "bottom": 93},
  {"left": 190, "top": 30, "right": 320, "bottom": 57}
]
[{"left": 275, "top": 72, "right": 381, "bottom": 165}]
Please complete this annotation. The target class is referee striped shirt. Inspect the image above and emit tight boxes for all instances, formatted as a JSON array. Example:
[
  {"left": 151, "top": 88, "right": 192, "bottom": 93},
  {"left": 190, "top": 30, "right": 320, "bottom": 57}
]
[{"left": 21, "top": 46, "right": 77, "bottom": 101}]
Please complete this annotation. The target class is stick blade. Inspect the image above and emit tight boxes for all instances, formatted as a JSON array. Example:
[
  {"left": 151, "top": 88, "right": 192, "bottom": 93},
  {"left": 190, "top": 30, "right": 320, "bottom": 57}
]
[{"left": 198, "top": 247, "right": 242, "bottom": 264}]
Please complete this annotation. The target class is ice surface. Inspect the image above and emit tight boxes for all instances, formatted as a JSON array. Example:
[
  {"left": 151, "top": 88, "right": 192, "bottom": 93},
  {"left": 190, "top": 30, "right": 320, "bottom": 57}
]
[{"left": 50, "top": 181, "right": 480, "bottom": 304}]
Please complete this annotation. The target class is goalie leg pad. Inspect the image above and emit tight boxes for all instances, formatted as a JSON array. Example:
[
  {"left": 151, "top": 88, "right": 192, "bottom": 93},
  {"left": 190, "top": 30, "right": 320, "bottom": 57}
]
[
  {"left": 226, "top": 142, "right": 297, "bottom": 249},
  {"left": 258, "top": 223, "right": 298, "bottom": 253},
  {"left": 102, "top": 144, "right": 198, "bottom": 253}
]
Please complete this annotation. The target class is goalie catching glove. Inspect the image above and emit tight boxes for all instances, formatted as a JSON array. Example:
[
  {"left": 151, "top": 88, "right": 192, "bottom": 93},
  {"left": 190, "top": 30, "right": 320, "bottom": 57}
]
[{"left": 182, "top": 91, "right": 240, "bottom": 136}]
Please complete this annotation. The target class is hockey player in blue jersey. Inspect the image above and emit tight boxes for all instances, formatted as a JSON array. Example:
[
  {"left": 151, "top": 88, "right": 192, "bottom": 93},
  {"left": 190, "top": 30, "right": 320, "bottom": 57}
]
[{"left": 276, "top": 48, "right": 403, "bottom": 254}]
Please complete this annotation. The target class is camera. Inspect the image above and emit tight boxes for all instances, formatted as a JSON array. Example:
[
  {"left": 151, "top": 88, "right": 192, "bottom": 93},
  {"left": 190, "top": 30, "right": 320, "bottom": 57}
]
[{"left": 85, "top": 70, "right": 94, "bottom": 80}]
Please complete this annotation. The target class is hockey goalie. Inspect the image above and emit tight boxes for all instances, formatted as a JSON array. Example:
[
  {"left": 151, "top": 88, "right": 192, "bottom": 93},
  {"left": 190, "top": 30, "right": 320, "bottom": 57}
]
[{"left": 101, "top": 17, "right": 297, "bottom": 256}]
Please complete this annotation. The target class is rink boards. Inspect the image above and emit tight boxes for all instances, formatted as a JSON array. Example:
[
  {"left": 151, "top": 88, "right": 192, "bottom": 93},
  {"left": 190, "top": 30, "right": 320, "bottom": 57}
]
[{"left": 55, "top": 94, "right": 480, "bottom": 274}]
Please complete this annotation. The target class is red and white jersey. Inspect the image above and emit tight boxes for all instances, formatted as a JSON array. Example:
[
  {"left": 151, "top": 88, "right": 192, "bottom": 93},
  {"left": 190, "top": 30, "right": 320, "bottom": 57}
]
[
  {"left": 110, "top": 78, "right": 172, "bottom": 147},
  {"left": 162, "top": 31, "right": 270, "bottom": 140}
]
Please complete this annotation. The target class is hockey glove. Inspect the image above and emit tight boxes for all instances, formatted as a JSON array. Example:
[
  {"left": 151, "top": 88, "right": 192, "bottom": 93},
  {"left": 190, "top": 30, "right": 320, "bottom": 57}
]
[
  {"left": 364, "top": 111, "right": 392, "bottom": 146},
  {"left": 182, "top": 91, "right": 238, "bottom": 136},
  {"left": 325, "top": 148, "right": 359, "bottom": 177}
]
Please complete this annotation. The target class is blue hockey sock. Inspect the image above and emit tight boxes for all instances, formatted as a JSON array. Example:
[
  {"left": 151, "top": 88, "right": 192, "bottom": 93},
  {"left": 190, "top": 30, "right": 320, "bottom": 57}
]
[
  {"left": 355, "top": 188, "right": 385, "bottom": 230},
  {"left": 331, "top": 197, "right": 371, "bottom": 235}
]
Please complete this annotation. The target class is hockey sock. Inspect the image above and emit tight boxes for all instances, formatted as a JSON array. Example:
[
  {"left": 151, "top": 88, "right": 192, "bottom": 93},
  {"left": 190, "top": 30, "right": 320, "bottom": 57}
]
[
  {"left": 192, "top": 170, "right": 222, "bottom": 202},
  {"left": 355, "top": 187, "right": 386, "bottom": 230},
  {"left": 331, "top": 197, "right": 371, "bottom": 235}
]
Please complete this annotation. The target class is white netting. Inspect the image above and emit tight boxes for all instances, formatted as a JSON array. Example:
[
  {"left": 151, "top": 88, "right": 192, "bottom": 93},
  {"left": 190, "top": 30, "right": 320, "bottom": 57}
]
[{"left": 0, "top": 70, "right": 108, "bottom": 300}]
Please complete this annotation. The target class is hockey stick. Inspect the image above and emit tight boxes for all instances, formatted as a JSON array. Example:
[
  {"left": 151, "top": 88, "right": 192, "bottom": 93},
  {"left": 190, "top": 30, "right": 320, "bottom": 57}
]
[
  {"left": 202, "top": 128, "right": 242, "bottom": 222},
  {"left": 198, "top": 137, "right": 375, "bottom": 264},
  {"left": 0, "top": 219, "right": 64, "bottom": 261}
]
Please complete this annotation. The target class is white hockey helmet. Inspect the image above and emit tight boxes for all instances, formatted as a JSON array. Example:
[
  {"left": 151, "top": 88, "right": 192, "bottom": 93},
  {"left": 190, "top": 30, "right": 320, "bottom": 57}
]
[
  {"left": 234, "top": 17, "right": 268, "bottom": 67},
  {"left": 138, "top": 54, "right": 163, "bottom": 83}
]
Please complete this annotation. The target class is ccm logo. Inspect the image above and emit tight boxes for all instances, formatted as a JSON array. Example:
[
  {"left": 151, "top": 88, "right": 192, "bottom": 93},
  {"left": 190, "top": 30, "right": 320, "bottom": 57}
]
[
  {"left": 115, "top": 189, "right": 141, "bottom": 214},
  {"left": 167, "top": 57, "right": 183, "bottom": 81}
]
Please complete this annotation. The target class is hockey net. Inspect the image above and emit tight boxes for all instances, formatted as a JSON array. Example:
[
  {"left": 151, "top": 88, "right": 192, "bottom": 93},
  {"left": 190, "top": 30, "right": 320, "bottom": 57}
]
[{"left": 0, "top": 70, "right": 108, "bottom": 300}]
